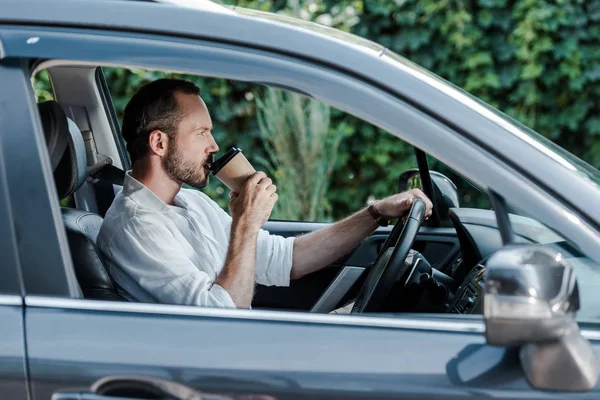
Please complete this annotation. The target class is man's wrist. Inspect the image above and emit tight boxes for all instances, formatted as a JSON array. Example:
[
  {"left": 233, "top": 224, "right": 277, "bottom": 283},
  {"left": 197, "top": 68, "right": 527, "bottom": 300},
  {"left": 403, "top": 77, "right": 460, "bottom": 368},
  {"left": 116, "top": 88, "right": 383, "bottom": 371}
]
[
  {"left": 367, "top": 201, "right": 389, "bottom": 227},
  {"left": 231, "top": 217, "right": 260, "bottom": 236}
]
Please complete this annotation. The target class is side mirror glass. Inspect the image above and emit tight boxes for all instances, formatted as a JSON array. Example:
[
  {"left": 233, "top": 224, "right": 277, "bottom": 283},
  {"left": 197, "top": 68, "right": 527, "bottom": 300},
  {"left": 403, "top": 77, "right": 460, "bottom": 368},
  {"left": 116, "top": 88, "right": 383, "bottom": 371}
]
[{"left": 483, "top": 245, "right": 599, "bottom": 391}]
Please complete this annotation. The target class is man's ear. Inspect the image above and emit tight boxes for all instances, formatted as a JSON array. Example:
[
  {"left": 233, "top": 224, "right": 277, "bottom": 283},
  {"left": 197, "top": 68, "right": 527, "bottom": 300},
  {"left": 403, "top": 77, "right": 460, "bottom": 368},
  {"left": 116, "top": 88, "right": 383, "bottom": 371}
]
[{"left": 148, "top": 129, "right": 169, "bottom": 157}]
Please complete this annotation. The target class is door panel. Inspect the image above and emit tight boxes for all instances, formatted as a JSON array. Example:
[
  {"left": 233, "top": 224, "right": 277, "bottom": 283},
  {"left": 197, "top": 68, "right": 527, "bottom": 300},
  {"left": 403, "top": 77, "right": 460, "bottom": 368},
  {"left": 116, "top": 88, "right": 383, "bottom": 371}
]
[
  {"left": 0, "top": 298, "right": 28, "bottom": 400},
  {"left": 253, "top": 266, "right": 345, "bottom": 310},
  {"left": 0, "top": 61, "right": 28, "bottom": 400},
  {"left": 414, "top": 228, "right": 461, "bottom": 273},
  {"left": 26, "top": 299, "right": 600, "bottom": 399}
]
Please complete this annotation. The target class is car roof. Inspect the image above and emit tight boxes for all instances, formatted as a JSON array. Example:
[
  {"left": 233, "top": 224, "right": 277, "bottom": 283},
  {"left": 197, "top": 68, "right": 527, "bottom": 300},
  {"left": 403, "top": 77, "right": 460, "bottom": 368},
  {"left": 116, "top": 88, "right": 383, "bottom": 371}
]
[
  {"left": 150, "top": 0, "right": 236, "bottom": 14},
  {"left": 2, "top": 0, "right": 390, "bottom": 69}
]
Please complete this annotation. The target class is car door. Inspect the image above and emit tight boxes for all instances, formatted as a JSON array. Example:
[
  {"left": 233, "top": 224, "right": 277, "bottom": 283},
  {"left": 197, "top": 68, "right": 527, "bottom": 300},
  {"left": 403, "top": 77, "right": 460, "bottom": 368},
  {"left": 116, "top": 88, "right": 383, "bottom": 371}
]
[
  {"left": 3, "top": 5, "right": 600, "bottom": 399},
  {"left": 0, "top": 61, "right": 31, "bottom": 400}
]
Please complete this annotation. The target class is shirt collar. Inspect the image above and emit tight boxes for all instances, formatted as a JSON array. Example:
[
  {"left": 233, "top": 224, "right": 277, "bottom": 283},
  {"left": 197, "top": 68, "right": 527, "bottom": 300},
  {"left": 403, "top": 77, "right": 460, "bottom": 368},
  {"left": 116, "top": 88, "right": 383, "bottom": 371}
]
[{"left": 123, "top": 171, "right": 188, "bottom": 212}]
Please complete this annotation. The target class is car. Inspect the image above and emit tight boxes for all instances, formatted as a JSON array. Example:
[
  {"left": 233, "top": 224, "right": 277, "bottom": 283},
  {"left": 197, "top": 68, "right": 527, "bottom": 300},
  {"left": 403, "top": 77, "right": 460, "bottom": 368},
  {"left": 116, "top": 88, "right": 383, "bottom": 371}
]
[{"left": 2, "top": 0, "right": 600, "bottom": 398}]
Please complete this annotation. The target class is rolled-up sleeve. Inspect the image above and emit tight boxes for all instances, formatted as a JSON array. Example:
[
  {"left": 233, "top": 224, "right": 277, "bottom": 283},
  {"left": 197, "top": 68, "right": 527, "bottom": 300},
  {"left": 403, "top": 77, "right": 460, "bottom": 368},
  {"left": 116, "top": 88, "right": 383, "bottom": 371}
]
[
  {"left": 103, "top": 219, "right": 236, "bottom": 308},
  {"left": 255, "top": 230, "right": 295, "bottom": 287}
]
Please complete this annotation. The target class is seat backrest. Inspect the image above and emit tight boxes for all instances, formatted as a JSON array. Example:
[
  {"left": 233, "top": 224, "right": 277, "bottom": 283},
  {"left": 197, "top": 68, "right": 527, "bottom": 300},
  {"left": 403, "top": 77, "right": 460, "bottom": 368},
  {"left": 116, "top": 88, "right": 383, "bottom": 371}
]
[
  {"left": 39, "top": 101, "right": 127, "bottom": 301},
  {"left": 61, "top": 208, "right": 127, "bottom": 301}
]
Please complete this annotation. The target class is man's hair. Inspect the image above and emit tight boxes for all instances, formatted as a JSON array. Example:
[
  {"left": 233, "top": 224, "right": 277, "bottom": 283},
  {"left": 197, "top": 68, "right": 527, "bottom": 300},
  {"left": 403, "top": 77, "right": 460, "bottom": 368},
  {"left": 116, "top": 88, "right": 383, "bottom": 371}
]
[{"left": 121, "top": 78, "right": 201, "bottom": 165}]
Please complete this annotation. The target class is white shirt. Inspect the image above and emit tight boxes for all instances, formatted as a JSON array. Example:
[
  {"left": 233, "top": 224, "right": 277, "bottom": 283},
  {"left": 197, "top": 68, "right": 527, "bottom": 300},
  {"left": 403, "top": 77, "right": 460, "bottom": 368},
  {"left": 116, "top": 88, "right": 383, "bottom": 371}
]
[{"left": 97, "top": 172, "right": 295, "bottom": 308}]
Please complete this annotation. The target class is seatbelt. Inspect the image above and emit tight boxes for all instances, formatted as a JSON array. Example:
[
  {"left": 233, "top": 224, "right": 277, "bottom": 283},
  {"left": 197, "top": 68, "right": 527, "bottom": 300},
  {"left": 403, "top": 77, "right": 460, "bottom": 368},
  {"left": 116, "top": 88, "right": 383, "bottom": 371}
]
[{"left": 89, "top": 163, "right": 126, "bottom": 217}]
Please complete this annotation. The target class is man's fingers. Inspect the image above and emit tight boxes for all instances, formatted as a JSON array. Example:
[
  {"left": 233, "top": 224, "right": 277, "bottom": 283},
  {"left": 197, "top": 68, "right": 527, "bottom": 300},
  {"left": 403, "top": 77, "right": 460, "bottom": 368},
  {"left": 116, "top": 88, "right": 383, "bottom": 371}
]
[
  {"left": 246, "top": 171, "right": 267, "bottom": 186},
  {"left": 266, "top": 184, "right": 277, "bottom": 194},
  {"left": 411, "top": 190, "right": 433, "bottom": 218},
  {"left": 258, "top": 177, "right": 273, "bottom": 189},
  {"left": 399, "top": 189, "right": 433, "bottom": 219}
]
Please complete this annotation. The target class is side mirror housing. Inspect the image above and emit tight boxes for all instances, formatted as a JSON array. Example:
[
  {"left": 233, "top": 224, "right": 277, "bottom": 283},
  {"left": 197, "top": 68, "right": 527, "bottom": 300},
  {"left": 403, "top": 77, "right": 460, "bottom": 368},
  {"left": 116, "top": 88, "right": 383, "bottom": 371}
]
[
  {"left": 483, "top": 245, "right": 599, "bottom": 391},
  {"left": 398, "top": 169, "right": 459, "bottom": 222}
]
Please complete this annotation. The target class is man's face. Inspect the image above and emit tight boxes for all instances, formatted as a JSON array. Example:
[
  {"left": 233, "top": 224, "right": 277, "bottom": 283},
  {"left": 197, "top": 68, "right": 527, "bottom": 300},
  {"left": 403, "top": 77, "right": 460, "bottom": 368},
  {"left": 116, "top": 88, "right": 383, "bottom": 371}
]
[{"left": 163, "top": 92, "right": 219, "bottom": 190}]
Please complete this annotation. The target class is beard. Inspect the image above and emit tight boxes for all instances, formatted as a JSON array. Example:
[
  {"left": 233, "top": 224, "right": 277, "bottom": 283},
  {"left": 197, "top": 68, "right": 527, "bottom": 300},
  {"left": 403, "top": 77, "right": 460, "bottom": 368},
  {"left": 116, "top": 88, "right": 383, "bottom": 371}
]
[{"left": 163, "top": 142, "right": 210, "bottom": 190}]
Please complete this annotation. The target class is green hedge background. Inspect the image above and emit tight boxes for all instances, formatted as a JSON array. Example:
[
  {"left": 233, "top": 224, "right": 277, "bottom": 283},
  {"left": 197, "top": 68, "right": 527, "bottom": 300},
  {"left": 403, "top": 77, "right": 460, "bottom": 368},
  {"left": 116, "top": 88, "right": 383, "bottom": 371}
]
[{"left": 34, "top": 0, "right": 600, "bottom": 221}]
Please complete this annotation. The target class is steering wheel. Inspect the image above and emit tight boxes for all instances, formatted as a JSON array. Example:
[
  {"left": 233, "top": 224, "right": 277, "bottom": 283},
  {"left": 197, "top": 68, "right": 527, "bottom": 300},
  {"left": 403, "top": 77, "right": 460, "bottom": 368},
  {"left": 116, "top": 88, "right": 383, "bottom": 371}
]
[{"left": 351, "top": 199, "right": 427, "bottom": 313}]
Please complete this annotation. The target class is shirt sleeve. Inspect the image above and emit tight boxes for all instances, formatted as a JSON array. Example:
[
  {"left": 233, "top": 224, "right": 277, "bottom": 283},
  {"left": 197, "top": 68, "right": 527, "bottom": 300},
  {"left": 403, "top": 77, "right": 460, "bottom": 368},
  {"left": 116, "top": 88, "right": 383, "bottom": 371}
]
[
  {"left": 207, "top": 194, "right": 295, "bottom": 287},
  {"left": 254, "top": 229, "right": 295, "bottom": 287},
  {"left": 103, "top": 218, "right": 236, "bottom": 308}
]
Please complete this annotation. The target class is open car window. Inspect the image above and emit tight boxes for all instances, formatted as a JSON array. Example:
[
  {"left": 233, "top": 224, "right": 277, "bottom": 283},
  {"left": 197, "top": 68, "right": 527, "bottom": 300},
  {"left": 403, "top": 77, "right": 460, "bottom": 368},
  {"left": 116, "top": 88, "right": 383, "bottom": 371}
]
[
  {"left": 29, "top": 57, "right": 600, "bottom": 326},
  {"left": 101, "top": 67, "right": 418, "bottom": 223}
]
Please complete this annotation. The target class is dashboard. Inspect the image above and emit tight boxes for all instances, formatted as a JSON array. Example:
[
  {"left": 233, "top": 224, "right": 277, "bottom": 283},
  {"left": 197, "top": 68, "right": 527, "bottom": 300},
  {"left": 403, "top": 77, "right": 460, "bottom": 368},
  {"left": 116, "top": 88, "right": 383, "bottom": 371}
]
[
  {"left": 448, "top": 208, "right": 564, "bottom": 268},
  {"left": 447, "top": 264, "right": 486, "bottom": 314},
  {"left": 445, "top": 207, "right": 568, "bottom": 315}
]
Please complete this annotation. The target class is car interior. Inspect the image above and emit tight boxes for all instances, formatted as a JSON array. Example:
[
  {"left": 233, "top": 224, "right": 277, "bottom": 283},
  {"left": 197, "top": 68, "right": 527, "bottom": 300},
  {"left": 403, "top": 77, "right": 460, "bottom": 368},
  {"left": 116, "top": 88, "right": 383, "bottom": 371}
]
[{"left": 33, "top": 63, "right": 578, "bottom": 317}]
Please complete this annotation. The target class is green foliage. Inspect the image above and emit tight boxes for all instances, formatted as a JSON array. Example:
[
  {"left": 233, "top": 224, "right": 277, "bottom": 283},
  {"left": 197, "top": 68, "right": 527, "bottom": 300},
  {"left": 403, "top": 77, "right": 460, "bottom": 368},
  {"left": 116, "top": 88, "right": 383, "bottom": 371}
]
[
  {"left": 308, "top": 0, "right": 600, "bottom": 173},
  {"left": 255, "top": 88, "right": 344, "bottom": 221},
  {"left": 32, "top": 70, "right": 54, "bottom": 102},
  {"left": 33, "top": 0, "right": 600, "bottom": 220}
]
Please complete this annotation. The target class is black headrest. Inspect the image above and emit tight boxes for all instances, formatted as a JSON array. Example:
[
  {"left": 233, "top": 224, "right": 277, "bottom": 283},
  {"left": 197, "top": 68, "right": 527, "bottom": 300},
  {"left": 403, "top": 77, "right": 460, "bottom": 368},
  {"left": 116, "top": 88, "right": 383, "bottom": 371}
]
[{"left": 38, "top": 101, "right": 87, "bottom": 199}]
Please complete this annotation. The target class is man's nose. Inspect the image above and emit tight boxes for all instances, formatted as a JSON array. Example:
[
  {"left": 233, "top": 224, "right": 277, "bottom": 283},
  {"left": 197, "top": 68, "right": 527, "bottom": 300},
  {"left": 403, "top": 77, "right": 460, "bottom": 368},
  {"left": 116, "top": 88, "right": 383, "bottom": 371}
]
[{"left": 207, "top": 133, "right": 219, "bottom": 153}]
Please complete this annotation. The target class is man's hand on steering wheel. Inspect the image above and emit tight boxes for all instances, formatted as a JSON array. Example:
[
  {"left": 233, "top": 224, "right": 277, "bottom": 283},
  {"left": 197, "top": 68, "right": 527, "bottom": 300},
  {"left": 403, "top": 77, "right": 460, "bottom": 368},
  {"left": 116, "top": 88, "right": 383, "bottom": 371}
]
[{"left": 372, "top": 188, "right": 433, "bottom": 222}]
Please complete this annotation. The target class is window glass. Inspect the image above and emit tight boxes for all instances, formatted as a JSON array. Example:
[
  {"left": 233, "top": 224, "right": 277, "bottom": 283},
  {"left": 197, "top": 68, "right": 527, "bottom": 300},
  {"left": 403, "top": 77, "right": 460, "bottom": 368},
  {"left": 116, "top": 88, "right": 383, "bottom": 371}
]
[
  {"left": 426, "top": 155, "right": 491, "bottom": 211},
  {"left": 402, "top": 154, "right": 491, "bottom": 226}
]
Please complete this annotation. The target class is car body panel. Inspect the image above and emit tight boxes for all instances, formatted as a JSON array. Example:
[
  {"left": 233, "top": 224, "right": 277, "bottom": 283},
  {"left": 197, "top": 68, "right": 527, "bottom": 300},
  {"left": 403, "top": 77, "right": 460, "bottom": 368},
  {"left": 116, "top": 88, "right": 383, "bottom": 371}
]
[
  {"left": 0, "top": 62, "right": 28, "bottom": 400},
  {"left": 23, "top": 297, "right": 600, "bottom": 399},
  {"left": 0, "top": 298, "right": 28, "bottom": 400},
  {"left": 1, "top": 2, "right": 600, "bottom": 398},
  {"left": 0, "top": 58, "right": 80, "bottom": 298}
]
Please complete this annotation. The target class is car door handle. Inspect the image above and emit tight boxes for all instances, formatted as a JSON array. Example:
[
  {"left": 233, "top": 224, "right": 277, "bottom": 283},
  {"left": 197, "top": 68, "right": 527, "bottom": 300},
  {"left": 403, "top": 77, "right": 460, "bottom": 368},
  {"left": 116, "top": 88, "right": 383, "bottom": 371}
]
[
  {"left": 52, "top": 393, "right": 139, "bottom": 400},
  {"left": 52, "top": 374, "right": 203, "bottom": 400}
]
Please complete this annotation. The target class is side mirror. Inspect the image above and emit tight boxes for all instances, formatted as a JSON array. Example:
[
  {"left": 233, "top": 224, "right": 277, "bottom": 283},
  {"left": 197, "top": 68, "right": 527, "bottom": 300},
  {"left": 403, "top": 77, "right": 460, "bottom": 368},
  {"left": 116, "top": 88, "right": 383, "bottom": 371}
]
[
  {"left": 484, "top": 245, "right": 599, "bottom": 391},
  {"left": 398, "top": 169, "right": 459, "bottom": 221}
]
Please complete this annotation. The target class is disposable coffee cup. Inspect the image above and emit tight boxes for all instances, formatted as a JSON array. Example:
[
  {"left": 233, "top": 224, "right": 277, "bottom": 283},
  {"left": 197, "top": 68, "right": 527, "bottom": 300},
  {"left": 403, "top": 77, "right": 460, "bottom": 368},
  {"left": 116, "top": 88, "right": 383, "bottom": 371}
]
[{"left": 209, "top": 147, "right": 256, "bottom": 193}]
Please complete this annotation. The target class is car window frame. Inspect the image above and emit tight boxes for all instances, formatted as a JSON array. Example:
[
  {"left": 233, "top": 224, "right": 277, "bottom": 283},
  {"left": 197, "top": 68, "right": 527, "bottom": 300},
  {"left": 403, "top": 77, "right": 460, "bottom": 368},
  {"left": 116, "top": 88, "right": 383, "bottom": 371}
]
[
  {"left": 0, "top": 59, "right": 56, "bottom": 297},
  {"left": 3, "top": 24, "right": 599, "bottom": 325},
  {"left": 0, "top": 128, "right": 22, "bottom": 296}
]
